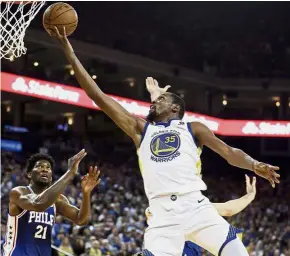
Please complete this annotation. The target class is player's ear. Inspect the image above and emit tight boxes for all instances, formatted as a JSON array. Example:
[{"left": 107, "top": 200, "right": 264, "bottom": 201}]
[
  {"left": 171, "top": 104, "right": 180, "bottom": 114},
  {"left": 27, "top": 172, "right": 32, "bottom": 180}
]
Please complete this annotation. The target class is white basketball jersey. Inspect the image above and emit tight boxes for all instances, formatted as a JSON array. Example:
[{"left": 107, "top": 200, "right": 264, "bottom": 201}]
[{"left": 138, "top": 119, "right": 207, "bottom": 200}]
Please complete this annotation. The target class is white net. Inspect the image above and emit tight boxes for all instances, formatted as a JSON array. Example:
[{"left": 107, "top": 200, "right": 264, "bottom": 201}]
[{"left": 0, "top": 1, "right": 45, "bottom": 60}]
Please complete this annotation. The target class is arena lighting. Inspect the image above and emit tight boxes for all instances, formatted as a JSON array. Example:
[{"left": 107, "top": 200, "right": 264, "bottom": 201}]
[
  {"left": 70, "top": 69, "right": 74, "bottom": 76},
  {"left": 6, "top": 105, "right": 11, "bottom": 112},
  {"left": 1, "top": 72, "right": 290, "bottom": 137},
  {"left": 222, "top": 100, "right": 227, "bottom": 106},
  {"left": 276, "top": 101, "right": 280, "bottom": 107},
  {"left": 68, "top": 116, "right": 74, "bottom": 125},
  {"left": 92, "top": 75, "right": 97, "bottom": 80},
  {"left": 125, "top": 77, "right": 136, "bottom": 88},
  {"left": 1, "top": 139, "right": 22, "bottom": 153},
  {"left": 33, "top": 61, "right": 39, "bottom": 67}
]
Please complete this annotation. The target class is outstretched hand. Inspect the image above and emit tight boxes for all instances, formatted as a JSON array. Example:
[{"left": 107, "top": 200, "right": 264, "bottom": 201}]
[
  {"left": 146, "top": 77, "right": 171, "bottom": 102},
  {"left": 50, "top": 26, "right": 74, "bottom": 53},
  {"left": 245, "top": 175, "right": 256, "bottom": 199},
  {"left": 68, "top": 149, "right": 87, "bottom": 175},
  {"left": 253, "top": 161, "right": 280, "bottom": 188},
  {"left": 81, "top": 166, "right": 101, "bottom": 193}
]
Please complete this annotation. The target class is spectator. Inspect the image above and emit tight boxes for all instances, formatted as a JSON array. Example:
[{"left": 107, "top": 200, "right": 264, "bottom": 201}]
[
  {"left": 1, "top": 135, "right": 289, "bottom": 255},
  {"left": 89, "top": 240, "right": 103, "bottom": 256},
  {"left": 58, "top": 236, "right": 74, "bottom": 256}
]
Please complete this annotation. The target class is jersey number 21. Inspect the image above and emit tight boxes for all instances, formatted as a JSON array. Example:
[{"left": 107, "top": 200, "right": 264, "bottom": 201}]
[{"left": 35, "top": 225, "right": 47, "bottom": 239}]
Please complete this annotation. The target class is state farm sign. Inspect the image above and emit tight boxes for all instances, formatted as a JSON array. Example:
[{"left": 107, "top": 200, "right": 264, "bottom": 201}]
[{"left": 1, "top": 72, "right": 289, "bottom": 137}]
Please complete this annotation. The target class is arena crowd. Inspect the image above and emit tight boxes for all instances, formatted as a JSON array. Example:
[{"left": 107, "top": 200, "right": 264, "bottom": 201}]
[{"left": 1, "top": 135, "right": 289, "bottom": 256}]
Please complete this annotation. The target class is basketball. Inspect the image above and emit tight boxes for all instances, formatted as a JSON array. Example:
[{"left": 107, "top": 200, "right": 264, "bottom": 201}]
[{"left": 42, "top": 2, "right": 78, "bottom": 36}]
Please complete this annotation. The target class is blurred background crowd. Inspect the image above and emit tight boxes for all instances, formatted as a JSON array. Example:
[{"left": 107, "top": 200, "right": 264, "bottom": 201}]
[{"left": 1, "top": 133, "right": 289, "bottom": 256}]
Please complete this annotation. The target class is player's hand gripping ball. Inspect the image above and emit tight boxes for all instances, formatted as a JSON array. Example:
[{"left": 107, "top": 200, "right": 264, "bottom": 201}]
[{"left": 43, "top": 2, "right": 78, "bottom": 36}]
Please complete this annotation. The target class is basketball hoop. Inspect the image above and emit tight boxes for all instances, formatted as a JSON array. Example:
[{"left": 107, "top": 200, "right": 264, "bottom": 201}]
[{"left": 0, "top": 1, "right": 45, "bottom": 60}]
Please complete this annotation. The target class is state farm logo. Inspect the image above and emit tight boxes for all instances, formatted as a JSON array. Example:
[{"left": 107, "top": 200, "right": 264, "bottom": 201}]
[
  {"left": 183, "top": 113, "right": 220, "bottom": 131},
  {"left": 92, "top": 97, "right": 149, "bottom": 117},
  {"left": 242, "top": 121, "right": 290, "bottom": 135},
  {"left": 11, "top": 77, "right": 80, "bottom": 103}
]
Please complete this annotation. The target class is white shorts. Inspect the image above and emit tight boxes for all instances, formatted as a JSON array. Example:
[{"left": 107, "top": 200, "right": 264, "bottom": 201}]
[{"left": 144, "top": 191, "right": 241, "bottom": 256}]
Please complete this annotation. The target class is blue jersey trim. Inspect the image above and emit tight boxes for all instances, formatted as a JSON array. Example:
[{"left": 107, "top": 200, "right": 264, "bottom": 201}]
[
  {"left": 187, "top": 122, "right": 198, "bottom": 147},
  {"left": 143, "top": 249, "right": 154, "bottom": 256},
  {"left": 218, "top": 225, "right": 243, "bottom": 256},
  {"left": 139, "top": 122, "right": 149, "bottom": 147}
]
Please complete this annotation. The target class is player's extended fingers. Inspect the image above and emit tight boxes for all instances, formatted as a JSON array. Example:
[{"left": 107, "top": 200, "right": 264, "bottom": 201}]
[
  {"left": 95, "top": 178, "right": 101, "bottom": 186},
  {"left": 271, "top": 173, "right": 280, "bottom": 183},
  {"left": 252, "top": 176, "right": 256, "bottom": 185},
  {"left": 88, "top": 166, "right": 96, "bottom": 177},
  {"left": 146, "top": 77, "right": 154, "bottom": 85},
  {"left": 271, "top": 165, "right": 280, "bottom": 171},
  {"left": 88, "top": 166, "right": 93, "bottom": 175},
  {"left": 93, "top": 166, "right": 98, "bottom": 175},
  {"left": 53, "top": 26, "right": 61, "bottom": 37},
  {"left": 268, "top": 178, "right": 275, "bottom": 188},
  {"left": 76, "top": 152, "right": 87, "bottom": 162},
  {"left": 163, "top": 85, "right": 171, "bottom": 91},
  {"left": 95, "top": 170, "right": 100, "bottom": 179},
  {"left": 245, "top": 174, "right": 250, "bottom": 184},
  {"left": 75, "top": 149, "right": 87, "bottom": 159},
  {"left": 252, "top": 176, "right": 256, "bottom": 191},
  {"left": 62, "top": 26, "right": 66, "bottom": 37},
  {"left": 153, "top": 79, "right": 159, "bottom": 86},
  {"left": 77, "top": 148, "right": 86, "bottom": 155},
  {"left": 69, "top": 150, "right": 84, "bottom": 164},
  {"left": 72, "top": 149, "right": 85, "bottom": 159}
]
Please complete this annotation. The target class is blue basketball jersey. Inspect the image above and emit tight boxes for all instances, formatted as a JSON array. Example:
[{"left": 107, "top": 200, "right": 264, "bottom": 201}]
[
  {"left": 3, "top": 187, "right": 56, "bottom": 256},
  {"left": 182, "top": 241, "right": 201, "bottom": 256}
]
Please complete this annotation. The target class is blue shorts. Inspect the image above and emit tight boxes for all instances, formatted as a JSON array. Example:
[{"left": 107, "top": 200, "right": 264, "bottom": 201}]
[{"left": 182, "top": 241, "right": 201, "bottom": 256}]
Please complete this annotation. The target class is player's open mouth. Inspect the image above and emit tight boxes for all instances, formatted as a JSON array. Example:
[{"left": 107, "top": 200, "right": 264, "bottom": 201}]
[{"left": 41, "top": 174, "right": 49, "bottom": 179}]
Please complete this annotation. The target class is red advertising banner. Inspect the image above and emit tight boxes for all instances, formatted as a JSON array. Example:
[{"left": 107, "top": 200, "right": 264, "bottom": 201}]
[{"left": 1, "top": 72, "right": 290, "bottom": 137}]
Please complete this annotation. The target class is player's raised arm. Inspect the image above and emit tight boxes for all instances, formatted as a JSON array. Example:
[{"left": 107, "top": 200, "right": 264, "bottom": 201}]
[
  {"left": 51, "top": 27, "right": 145, "bottom": 146},
  {"left": 212, "top": 175, "right": 256, "bottom": 217},
  {"left": 10, "top": 150, "right": 86, "bottom": 212},
  {"left": 191, "top": 122, "right": 280, "bottom": 187},
  {"left": 56, "top": 166, "right": 101, "bottom": 226}
]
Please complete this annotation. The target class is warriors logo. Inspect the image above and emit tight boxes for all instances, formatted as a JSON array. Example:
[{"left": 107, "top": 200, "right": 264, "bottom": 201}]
[{"left": 150, "top": 132, "right": 181, "bottom": 162}]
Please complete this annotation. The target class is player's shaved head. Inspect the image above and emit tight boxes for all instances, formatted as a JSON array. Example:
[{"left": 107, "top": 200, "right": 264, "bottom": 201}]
[{"left": 147, "top": 92, "right": 185, "bottom": 122}]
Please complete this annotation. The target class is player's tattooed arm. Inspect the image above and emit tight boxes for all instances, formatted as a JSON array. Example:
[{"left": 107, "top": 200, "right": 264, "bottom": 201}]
[
  {"left": 9, "top": 150, "right": 86, "bottom": 213},
  {"left": 191, "top": 122, "right": 280, "bottom": 187},
  {"left": 212, "top": 175, "right": 256, "bottom": 217},
  {"left": 56, "top": 166, "right": 101, "bottom": 226},
  {"left": 51, "top": 26, "right": 145, "bottom": 147}
]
